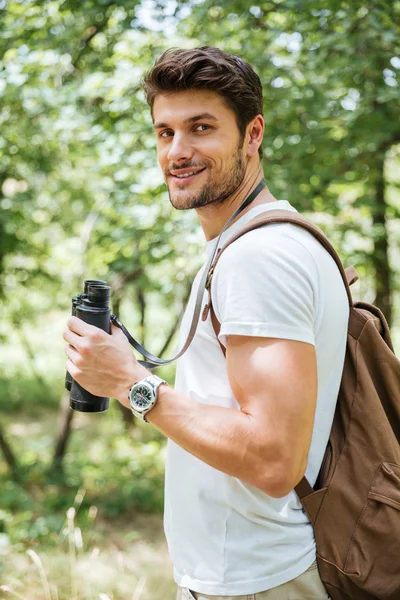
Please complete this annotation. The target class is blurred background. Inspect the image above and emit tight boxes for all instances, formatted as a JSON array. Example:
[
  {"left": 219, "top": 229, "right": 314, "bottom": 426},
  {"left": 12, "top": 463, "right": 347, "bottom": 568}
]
[{"left": 0, "top": 1, "right": 399, "bottom": 598}]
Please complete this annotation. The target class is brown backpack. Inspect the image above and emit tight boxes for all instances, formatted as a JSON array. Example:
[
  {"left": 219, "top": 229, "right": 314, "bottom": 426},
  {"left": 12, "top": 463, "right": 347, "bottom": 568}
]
[{"left": 202, "top": 210, "right": 400, "bottom": 600}]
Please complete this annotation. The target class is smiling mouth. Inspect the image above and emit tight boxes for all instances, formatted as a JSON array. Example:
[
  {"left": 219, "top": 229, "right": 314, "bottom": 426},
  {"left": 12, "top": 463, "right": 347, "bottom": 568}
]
[{"left": 170, "top": 168, "right": 206, "bottom": 182}]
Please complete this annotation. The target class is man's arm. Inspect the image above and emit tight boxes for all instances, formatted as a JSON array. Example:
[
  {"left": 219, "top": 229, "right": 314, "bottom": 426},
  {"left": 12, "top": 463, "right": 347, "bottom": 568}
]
[
  {"left": 64, "top": 318, "right": 317, "bottom": 498},
  {"left": 147, "top": 335, "right": 317, "bottom": 498}
]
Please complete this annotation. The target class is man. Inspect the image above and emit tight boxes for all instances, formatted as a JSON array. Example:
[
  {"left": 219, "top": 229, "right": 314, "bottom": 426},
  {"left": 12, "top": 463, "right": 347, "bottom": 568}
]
[{"left": 64, "top": 47, "right": 349, "bottom": 599}]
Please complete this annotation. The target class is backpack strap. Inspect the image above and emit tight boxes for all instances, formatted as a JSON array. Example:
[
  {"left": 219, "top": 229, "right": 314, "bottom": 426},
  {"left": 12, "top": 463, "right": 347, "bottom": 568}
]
[
  {"left": 202, "top": 210, "right": 354, "bottom": 324},
  {"left": 209, "top": 260, "right": 357, "bottom": 358},
  {"left": 203, "top": 209, "right": 356, "bottom": 500}
]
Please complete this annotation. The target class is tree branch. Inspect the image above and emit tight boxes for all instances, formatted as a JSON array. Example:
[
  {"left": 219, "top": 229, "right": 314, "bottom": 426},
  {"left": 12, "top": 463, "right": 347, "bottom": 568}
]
[
  {"left": 0, "top": 423, "right": 19, "bottom": 480},
  {"left": 52, "top": 391, "right": 74, "bottom": 471},
  {"left": 157, "top": 281, "right": 192, "bottom": 358},
  {"left": 68, "top": 2, "right": 117, "bottom": 76}
]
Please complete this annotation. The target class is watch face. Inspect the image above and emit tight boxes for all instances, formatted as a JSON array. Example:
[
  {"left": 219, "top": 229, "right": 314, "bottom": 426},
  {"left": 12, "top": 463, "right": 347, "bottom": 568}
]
[{"left": 133, "top": 384, "right": 153, "bottom": 410}]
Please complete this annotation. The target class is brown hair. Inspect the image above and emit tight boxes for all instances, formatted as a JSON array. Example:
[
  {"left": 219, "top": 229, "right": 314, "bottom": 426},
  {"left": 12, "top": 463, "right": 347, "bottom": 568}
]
[{"left": 142, "top": 46, "right": 264, "bottom": 159}]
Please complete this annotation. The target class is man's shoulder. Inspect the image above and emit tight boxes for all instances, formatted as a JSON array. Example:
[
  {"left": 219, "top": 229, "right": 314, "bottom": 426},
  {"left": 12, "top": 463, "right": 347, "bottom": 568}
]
[{"left": 217, "top": 221, "right": 318, "bottom": 269}]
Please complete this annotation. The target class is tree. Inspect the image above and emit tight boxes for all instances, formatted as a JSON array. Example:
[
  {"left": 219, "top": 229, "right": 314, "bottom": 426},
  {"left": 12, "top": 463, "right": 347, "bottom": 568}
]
[{"left": 0, "top": 423, "right": 19, "bottom": 480}]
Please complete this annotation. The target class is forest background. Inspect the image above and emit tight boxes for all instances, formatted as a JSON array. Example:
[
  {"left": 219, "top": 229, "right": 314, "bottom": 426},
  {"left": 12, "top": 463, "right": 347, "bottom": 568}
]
[{"left": 0, "top": 1, "right": 399, "bottom": 599}]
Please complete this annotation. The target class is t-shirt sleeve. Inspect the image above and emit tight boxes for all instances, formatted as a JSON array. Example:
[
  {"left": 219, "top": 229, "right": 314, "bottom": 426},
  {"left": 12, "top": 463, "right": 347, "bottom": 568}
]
[{"left": 211, "top": 228, "right": 318, "bottom": 348}]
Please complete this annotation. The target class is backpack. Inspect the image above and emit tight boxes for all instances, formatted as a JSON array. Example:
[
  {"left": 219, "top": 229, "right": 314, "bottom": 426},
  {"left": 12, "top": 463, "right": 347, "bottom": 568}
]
[{"left": 202, "top": 209, "right": 400, "bottom": 600}]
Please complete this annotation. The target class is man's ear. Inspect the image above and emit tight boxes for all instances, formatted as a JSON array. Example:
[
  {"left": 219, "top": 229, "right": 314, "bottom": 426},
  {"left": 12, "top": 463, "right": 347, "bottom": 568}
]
[{"left": 246, "top": 115, "right": 264, "bottom": 157}]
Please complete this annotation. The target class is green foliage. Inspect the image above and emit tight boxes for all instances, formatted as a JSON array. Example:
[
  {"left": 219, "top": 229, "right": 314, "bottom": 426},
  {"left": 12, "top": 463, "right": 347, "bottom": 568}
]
[
  {"left": 0, "top": 0, "right": 203, "bottom": 341},
  {"left": 0, "top": 405, "right": 166, "bottom": 548},
  {"left": 0, "top": 374, "right": 60, "bottom": 413},
  {"left": 178, "top": 1, "right": 400, "bottom": 229}
]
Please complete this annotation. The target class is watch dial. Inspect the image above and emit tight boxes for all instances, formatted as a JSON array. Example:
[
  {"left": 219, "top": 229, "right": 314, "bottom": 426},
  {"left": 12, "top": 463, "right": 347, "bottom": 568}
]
[{"left": 134, "top": 385, "right": 152, "bottom": 409}]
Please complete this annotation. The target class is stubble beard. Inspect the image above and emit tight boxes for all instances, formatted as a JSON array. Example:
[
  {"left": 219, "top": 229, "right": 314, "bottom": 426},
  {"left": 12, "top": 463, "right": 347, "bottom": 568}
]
[{"left": 167, "top": 146, "right": 247, "bottom": 211}]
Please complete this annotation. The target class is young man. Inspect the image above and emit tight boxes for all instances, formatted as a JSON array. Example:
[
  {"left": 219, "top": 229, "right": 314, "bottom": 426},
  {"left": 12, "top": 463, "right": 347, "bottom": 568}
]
[{"left": 64, "top": 47, "right": 349, "bottom": 599}]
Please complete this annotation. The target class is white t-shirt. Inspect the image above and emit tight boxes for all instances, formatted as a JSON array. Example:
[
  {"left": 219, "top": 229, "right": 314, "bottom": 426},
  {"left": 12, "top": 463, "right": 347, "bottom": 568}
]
[{"left": 164, "top": 201, "right": 349, "bottom": 596}]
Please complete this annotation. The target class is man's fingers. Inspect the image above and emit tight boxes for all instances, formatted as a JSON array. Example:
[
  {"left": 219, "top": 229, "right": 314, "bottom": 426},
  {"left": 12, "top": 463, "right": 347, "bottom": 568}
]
[
  {"left": 64, "top": 316, "right": 110, "bottom": 349},
  {"left": 67, "top": 316, "right": 117, "bottom": 341},
  {"left": 64, "top": 344, "right": 82, "bottom": 366},
  {"left": 66, "top": 358, "right": 77, "bottom": 377},
  {"left": 67, "top": 316, "right": 97, "bottom": 336},
  {"left": 111, "top": 322, "right": 127, "bottom": 339},
  {"left": 63, "top": 326, "right": 85, "bottom": 349}
]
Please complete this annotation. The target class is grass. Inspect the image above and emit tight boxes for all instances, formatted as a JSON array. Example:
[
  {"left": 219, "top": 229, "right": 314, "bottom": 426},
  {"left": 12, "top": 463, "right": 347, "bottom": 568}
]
[
  {"left": 0, "top": 369, "right": 175, "bottom": 600},
  {"left": 0, "top": 511, "right": 175, "bottom": 600}
]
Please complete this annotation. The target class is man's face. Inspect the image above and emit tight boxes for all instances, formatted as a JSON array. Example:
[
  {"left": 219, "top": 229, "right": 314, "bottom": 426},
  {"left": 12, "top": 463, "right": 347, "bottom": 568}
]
[{"left": 153, "top": 90, "right": 247, "bottom": 210}]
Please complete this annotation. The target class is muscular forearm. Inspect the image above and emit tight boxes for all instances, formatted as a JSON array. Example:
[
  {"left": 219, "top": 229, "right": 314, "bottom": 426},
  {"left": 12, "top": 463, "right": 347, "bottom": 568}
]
[{"left": 143, "top": 385, "right": 286, "bottom": 496}]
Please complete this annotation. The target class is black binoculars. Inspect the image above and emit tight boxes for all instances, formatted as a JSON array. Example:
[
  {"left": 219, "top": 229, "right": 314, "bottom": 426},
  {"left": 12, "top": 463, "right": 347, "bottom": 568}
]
[{"left": 65, "top": 280, "right": 111, "bottom": 413}]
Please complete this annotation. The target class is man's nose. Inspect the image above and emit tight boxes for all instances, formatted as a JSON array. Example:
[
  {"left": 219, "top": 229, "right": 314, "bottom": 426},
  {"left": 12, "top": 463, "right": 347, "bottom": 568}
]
[{"left": 167, "top": 133, "right": 194, "bottom": 163}]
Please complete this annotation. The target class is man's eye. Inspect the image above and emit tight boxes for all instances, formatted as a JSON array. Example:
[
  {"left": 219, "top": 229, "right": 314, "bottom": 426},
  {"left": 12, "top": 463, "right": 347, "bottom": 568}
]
[
  {"left": 160, "top": 130, "right": 173, "bottom": 138},
  {"left": 195, "top": 124, "right": 210, "bottom": 132}
]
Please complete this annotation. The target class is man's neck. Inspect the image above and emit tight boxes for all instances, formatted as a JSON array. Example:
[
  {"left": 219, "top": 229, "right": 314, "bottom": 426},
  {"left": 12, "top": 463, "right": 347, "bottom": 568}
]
[{"left": 196, "top": 167, "right": 278, "bottom": 241}]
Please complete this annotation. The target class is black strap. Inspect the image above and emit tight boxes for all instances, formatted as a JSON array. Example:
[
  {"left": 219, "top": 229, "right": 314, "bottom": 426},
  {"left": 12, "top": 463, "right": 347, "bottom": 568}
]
[
  {"left": 111, "top": 314, "right": 168, "bottom": 369},
  {"left": 112, "top": 178, "right": 268, "bottom": 368}
]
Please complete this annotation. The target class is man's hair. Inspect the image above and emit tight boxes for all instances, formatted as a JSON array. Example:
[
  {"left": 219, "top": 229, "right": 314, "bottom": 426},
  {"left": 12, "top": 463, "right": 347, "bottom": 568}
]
[{"left": 142, "top": 46, "right": 264, "bottom": 159}]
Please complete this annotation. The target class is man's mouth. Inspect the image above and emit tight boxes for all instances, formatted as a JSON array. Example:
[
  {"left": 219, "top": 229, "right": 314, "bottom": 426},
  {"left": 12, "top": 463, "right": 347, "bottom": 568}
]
[
  {"left": 169, "top": 167, "right": 206, "bottom": 183},
  {"left": 175, "top": 170, "right": 202, "bottom": 179}
]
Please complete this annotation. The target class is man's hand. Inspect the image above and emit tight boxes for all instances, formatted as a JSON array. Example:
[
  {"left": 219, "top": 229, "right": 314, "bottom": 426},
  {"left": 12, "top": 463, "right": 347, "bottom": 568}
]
[{"left": 63, "top": 317, "right": 150, "bottom": 406}]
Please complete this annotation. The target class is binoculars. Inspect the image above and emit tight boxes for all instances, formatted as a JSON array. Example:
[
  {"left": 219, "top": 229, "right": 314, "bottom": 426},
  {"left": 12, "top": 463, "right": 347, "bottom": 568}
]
[{"left": 65, "top": 280, "right": 111, "bottom": 413}]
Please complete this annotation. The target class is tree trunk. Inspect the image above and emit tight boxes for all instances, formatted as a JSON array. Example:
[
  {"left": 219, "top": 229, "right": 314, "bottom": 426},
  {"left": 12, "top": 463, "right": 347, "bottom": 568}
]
[
  {"left": 0, "top": 422, "right": 19, "bottom": 480},
  {"left": 18, "top": 327, "right": 53, "bottom": 399},
  {"left": 371, "top": 159, "right": 392, "bottom": 328},
  {"left": 52, "top": 391, "right": 74, "bottom": 471},
  {"left": 158, "top": 282, "right": 192, "bottom": 357}
]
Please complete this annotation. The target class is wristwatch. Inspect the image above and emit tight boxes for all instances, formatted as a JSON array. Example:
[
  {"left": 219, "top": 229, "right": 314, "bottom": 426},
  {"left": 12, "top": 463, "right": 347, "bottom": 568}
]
[{"left": 129, "top": 375, "right": 168, "bottom": 422}]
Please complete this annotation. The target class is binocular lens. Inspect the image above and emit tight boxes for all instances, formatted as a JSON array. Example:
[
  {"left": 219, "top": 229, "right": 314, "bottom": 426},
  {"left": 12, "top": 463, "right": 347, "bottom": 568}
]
[
  {"left": 84, "top": 279, "right": 107, "bottom": 294},
  {"left": 86, "top": 284, "right": 110, "bottom": 306}
]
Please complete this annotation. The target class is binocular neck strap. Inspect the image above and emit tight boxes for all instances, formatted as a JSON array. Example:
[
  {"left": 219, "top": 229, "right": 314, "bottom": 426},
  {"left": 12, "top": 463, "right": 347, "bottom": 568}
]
[{"left": 112, "top": 177, "right": 268, "bottom": 369}]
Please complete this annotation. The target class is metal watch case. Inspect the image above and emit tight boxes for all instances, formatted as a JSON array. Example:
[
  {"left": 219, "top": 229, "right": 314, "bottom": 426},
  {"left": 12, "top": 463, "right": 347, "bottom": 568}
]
[{"left": 129, "top": 375, "right": 167, "bottom": 422}]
